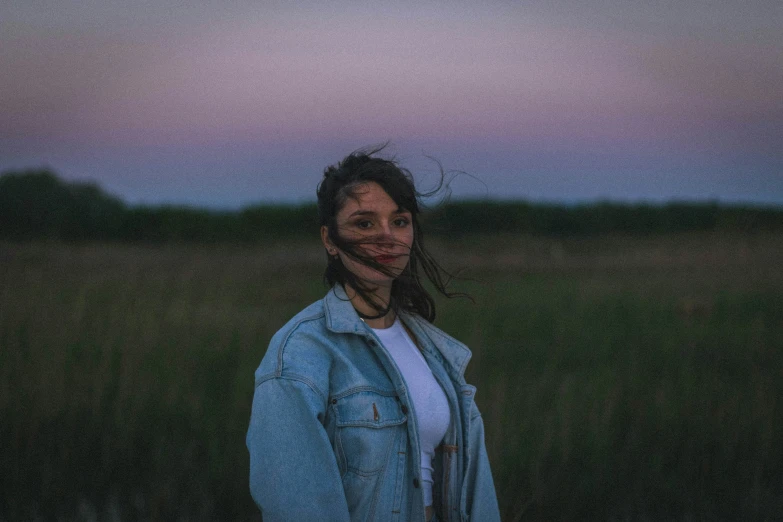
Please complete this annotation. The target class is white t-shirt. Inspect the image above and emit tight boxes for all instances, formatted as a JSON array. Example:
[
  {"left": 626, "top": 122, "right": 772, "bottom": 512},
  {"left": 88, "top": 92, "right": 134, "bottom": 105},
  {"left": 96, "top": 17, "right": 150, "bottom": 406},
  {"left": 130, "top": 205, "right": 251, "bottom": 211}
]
[{"left": 371, "top": 317, "right": 451, "bottom": 507}]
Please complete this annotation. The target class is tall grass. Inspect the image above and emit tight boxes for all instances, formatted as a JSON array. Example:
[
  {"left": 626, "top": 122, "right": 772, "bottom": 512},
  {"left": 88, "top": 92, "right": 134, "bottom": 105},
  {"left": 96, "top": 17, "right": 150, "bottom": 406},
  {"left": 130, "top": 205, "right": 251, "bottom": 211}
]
[{"left": 1, "top": 233, "right": 781, "bottom": 520}]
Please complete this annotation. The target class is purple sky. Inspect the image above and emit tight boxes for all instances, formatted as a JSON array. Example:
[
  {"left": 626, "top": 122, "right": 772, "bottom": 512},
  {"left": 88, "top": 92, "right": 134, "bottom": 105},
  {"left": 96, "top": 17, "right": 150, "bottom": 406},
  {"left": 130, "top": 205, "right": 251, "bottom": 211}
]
[{"left": 2, "top": 1, "right": 781, "bottom": 208}]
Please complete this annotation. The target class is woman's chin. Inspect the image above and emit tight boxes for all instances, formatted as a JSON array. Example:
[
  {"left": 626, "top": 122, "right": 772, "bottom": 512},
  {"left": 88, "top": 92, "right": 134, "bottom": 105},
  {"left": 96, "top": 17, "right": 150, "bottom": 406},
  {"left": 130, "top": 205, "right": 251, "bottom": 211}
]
[{"left": 356, "top": 274, "right": 396, "bottom": 288}]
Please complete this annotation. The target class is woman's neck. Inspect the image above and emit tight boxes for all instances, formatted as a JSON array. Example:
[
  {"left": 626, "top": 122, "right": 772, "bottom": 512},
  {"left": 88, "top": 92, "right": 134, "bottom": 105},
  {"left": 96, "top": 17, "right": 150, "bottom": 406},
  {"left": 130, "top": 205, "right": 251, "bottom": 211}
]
[{"left": 343, "top": 282, "right": 396, "bottom": 329}]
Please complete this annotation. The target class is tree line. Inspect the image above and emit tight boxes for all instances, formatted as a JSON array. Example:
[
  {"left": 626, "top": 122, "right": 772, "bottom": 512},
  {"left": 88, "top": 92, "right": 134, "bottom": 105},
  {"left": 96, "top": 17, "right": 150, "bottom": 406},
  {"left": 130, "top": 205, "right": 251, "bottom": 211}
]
[{"left": 1, "top": 169, "right": 780, "bottom": 242}]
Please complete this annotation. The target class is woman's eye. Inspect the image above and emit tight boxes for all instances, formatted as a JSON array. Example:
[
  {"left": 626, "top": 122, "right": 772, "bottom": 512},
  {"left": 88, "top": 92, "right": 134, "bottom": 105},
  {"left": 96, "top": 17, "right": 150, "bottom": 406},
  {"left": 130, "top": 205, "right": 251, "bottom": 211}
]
[
  {"left": 356, "top": 220, "right": 373, "bottom": 229},
  {"left": 393, "top": 218, "right": 410, "bottom": 227}
]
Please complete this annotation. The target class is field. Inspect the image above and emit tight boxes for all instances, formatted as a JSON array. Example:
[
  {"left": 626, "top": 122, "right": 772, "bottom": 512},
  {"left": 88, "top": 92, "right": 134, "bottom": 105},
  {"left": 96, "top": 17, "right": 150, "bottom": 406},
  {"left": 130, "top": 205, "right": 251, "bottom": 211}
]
[{"left": 1, "top": 232, "right": 782, "bottom": 521}]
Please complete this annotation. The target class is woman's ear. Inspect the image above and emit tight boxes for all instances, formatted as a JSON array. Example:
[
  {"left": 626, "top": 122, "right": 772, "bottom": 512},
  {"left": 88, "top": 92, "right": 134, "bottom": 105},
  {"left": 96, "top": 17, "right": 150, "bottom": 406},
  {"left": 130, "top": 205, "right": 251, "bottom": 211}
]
[{"left": 321, "top": 226, "right": 336, "bottom": 255}]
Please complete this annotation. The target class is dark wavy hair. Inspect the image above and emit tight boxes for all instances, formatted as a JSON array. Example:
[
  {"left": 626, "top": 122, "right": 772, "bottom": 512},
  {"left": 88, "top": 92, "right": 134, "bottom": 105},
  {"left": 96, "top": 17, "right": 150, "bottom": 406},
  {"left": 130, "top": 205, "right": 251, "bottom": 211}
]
[{"left": 317, "top": 146, "right": 463, "bottom": 322}]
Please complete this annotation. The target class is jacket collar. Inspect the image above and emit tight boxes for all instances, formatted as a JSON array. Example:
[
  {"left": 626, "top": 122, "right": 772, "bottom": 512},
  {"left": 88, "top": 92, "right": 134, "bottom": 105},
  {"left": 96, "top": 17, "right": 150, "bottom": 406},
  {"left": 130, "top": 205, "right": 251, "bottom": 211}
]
[
  {"left": 323, "top": 285, "right": 472, "bottom": 378},
  {"left": 323, "top": 284, "right": 368, "bottom": 335}
]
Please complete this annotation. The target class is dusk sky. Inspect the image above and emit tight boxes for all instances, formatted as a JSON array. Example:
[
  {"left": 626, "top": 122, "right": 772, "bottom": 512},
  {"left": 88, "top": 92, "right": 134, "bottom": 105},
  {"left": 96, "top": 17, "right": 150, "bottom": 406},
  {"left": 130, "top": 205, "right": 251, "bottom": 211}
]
[{"left": 2, "top": 1, "right": 781, "bottom": 208}]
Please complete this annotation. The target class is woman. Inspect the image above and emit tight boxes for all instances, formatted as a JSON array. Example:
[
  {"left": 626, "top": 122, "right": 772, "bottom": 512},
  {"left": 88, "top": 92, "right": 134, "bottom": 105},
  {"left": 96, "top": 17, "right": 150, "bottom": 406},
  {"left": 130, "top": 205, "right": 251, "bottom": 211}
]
[{"left": 246, "top": 148, "right": 500, "bottom": 522}]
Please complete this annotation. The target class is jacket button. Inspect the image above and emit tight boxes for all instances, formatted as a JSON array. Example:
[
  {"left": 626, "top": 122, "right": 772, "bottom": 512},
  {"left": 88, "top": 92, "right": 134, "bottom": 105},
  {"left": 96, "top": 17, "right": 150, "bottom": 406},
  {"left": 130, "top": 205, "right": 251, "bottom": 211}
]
[
  {"left": 400, "top": 405, "right": 408, "bottom": 414},
  {"left": 331, "top": 398, "right": 337, "bottom": 404},
  {"left": 367, "top": 339, "right": 376, "bottom": 347},
  {"left": 413, "top": 478, "right": 420, "bottom": 488}
]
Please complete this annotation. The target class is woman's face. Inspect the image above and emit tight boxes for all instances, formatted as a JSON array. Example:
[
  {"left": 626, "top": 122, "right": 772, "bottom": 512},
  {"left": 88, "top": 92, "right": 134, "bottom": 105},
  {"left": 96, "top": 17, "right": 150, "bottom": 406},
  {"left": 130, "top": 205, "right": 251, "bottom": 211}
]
[{"left": 322, "top": 181, "right": 414, "bottom": 288}]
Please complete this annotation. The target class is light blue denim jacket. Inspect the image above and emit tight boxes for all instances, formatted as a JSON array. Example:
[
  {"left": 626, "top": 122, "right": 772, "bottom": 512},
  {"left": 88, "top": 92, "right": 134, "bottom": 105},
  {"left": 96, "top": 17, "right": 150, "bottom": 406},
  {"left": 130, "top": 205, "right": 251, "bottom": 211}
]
[{"left": 246, "top": 286, "right": 500, "bottom": 521}]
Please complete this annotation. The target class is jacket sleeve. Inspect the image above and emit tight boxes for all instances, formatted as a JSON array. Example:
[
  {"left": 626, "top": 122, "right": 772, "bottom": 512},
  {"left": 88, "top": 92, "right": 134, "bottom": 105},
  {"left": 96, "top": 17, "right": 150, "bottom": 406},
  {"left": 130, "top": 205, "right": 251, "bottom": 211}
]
[
  {"left": 464, "top": 405, "right": 502, "bottom": 521},
  {"left": 246, "top": 375, "right": 351, "bottom": 522}
]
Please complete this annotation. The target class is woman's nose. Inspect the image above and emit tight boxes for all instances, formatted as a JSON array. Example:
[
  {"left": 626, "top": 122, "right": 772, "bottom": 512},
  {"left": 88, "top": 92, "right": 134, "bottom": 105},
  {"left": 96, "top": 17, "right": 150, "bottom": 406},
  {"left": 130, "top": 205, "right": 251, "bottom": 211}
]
[
  {"left": 376, "top": 222, "right": 395, "bottom": 244},
  {"left": 378, "top": 221, "right": 393, "bottom": 238}
]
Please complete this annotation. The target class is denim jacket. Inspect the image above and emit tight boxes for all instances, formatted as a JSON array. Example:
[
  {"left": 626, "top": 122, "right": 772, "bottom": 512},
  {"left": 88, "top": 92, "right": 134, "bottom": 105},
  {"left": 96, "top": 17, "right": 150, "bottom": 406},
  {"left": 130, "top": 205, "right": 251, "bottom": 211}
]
[{"left": 246, "top": 286, "right": 500, "bottom": 521}]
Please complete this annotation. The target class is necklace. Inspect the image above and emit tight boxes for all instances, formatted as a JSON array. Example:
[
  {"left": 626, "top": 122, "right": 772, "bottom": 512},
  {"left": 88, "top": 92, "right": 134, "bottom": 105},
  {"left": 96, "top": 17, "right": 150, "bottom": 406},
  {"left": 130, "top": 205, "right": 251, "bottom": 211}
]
[
  {"left": 357, "top": 308, "right": 389, "bottom": 321},
  {"left": 355, "top": 297, "right": 395, "bottom": 322}
]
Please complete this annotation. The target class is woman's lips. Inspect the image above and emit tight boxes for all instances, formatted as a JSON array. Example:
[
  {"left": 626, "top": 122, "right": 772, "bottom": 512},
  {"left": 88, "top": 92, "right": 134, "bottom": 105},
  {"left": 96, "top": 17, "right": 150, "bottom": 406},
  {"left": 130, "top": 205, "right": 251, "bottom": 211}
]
[{"left": 374, "top": 254, "right": 399, "bottom": 264}]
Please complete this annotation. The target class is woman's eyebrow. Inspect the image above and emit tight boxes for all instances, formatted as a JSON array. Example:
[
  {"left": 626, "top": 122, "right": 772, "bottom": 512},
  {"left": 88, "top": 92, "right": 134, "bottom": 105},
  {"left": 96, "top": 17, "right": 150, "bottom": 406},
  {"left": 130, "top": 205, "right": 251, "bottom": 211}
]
[
  {"left": 348, "top": 209, "right": 377, "bottom": 218},
  {"left": 348, "top": 208, "right": 409, "bottom": 218}
]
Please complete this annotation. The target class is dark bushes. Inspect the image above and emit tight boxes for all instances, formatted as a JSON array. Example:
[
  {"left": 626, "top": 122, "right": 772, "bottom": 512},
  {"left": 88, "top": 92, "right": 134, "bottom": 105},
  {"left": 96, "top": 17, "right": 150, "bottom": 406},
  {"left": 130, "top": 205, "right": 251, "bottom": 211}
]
[{"left": 1, "top": 169, "right": 780, "bottom": 241}]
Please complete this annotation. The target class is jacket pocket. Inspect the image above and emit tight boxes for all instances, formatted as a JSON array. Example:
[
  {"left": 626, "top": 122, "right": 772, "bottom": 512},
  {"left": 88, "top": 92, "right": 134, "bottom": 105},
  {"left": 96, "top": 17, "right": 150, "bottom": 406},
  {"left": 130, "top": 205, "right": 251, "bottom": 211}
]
[{"left": 333, "top": 391, "right": 407, "bottom": 474}]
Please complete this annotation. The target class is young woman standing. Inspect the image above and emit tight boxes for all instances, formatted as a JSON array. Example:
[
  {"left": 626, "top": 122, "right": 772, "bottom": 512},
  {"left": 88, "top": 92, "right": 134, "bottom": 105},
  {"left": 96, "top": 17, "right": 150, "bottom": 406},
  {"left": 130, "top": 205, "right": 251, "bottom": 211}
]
[{"left": 247, "top": 148, "right": 500, "bottom": 521}]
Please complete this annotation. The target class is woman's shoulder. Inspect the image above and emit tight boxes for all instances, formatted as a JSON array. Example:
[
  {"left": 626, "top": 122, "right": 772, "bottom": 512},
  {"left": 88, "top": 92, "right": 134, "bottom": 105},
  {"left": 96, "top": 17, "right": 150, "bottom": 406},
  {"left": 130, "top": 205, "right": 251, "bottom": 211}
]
[
  {"left": 268, "top": 299, "right": 327, "bottom": 347},
  {"left": 253, "top": 297, "right": 336, "bottom": 384},
  {"left": 402, "top": 313, "right": 474, "bottom": 378},
  {"left": 404, "top": 313, "right": 470, "bottom": 351}
]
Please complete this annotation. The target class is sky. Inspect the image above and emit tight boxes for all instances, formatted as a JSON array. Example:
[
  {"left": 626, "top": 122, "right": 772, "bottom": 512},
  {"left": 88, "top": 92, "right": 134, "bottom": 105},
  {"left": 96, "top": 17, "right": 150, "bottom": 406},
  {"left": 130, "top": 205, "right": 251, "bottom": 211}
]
[{"left": 1, "top": 0, "right": 781, "bottom": 208}]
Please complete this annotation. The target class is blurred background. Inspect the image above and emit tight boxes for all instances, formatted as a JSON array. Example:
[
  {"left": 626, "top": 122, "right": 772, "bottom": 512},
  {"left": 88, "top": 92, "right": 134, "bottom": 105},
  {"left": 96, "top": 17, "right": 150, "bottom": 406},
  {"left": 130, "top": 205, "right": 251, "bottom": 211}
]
[{"left": 1, "top": 1, "right": 782, "bottom": 520}]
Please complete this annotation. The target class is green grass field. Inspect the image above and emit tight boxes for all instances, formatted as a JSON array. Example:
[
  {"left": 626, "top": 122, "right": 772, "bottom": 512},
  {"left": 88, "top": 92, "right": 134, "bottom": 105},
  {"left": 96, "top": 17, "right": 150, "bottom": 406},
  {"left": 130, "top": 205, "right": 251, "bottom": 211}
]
[{"left": 1, "top": 233, "right": 781, "bottom": 520}]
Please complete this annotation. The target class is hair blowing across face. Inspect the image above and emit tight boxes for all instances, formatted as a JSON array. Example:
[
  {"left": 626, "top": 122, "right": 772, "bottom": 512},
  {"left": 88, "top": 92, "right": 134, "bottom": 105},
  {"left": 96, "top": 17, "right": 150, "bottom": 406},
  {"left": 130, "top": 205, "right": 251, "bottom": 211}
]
[{"left": 317, "top": 146, "right": 463, "bottom": 322}]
